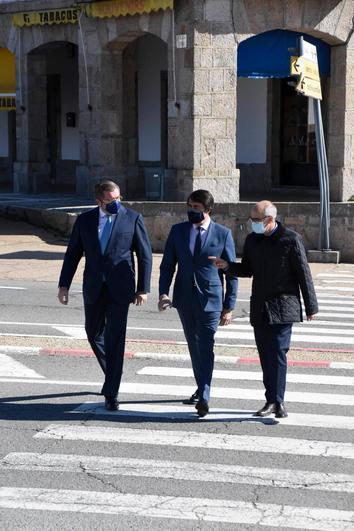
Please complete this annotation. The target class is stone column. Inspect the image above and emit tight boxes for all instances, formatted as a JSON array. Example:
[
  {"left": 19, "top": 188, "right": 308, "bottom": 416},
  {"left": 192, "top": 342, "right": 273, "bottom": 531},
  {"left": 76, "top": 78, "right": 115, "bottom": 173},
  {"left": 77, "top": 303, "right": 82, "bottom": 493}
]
[
  {"left": 167, "top": 0, "right": 239, "bottom": 202},
  {"left": 76, "top": 34, "right": 125, "bottom": 198},
  {"left": 327, "top": 40, "right": 354, "bottom": 201},
  {"left": 13, "top": 53, "right": 50, "bottom": 192}
]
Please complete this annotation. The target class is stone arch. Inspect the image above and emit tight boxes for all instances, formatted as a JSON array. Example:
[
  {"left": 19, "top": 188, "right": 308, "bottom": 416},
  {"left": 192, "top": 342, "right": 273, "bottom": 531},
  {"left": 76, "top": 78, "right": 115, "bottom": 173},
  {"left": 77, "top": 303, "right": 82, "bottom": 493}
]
[
  {"left": 98, "top": 30, "right": 169, "bottom": 199},
  {"left": 16, "top": 39, "right": 80, "bottom": 193},
  {"left": 100, "top": 8, "right": 171, "bottom": 51},
  {"left": 233, "top": 0, "right": 352, "bottom": 46}
]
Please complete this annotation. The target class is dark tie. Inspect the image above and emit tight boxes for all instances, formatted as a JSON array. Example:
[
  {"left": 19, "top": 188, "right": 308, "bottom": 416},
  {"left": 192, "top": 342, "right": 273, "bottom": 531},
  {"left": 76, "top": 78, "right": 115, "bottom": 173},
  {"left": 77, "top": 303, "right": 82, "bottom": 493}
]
[
  {"left": 194, "top": 227, "right": 202, "bottom": 258},
  {"left": 100, "top": 215, "right": 112, "bottom": 254}
]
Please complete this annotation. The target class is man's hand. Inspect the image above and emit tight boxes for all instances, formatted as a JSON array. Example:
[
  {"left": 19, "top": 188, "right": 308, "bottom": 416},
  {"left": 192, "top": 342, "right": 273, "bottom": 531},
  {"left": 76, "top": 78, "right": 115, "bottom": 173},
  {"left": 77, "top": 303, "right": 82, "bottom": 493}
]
[
  {"left": 58, "top": 287, "right": 69, "bottom": 305},
  {"left": 220, "top": 309, "right": 233, "bottom": 326},
  {"left": 307, "top": 314, "right": 316, "bottom": 321},
  {"left": 135, "top": 292, "right": 148, "bottom": 306},
  {"left": 158, "top": 294, "right": 172, "bottom": 312},
  {"left": 211, "top": 257, "right": 229, "bottom": 270}
]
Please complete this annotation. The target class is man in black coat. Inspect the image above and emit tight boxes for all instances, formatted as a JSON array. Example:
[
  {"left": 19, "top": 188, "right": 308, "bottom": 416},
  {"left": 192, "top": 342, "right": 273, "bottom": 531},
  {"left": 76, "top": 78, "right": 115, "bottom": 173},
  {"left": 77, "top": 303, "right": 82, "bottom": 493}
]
[{"left": 214, "top": 200, "right": 318, "bottom": 418}]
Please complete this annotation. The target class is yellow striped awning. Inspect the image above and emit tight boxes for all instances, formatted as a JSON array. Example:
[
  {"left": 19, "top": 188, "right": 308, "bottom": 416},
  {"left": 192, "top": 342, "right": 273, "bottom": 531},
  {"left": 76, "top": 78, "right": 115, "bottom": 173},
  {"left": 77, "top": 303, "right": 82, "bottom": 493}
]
[
  {"left": 0, "top": 49, "right": 16, "bottom": 110},
  {"left": 86, "top": 0, "right": 173, "bottom": 19}
]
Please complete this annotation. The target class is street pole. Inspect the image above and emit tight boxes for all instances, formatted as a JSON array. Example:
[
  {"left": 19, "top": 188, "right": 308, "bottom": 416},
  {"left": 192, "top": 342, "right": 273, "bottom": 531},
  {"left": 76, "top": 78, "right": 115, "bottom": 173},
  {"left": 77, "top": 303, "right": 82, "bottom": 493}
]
[{"left": 299, "top": 37, "right": 330, "bottom": 251}]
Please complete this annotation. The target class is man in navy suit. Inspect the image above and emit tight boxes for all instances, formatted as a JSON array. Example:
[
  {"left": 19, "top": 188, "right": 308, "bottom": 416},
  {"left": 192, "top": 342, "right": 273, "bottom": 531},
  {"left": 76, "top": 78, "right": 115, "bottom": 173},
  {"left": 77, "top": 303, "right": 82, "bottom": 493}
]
[
  {"left": 58, "top": 179, "right": 152, "bottom": 411},
  {"left": 159, "top": 190, "right": 237, "bottom": 417}
]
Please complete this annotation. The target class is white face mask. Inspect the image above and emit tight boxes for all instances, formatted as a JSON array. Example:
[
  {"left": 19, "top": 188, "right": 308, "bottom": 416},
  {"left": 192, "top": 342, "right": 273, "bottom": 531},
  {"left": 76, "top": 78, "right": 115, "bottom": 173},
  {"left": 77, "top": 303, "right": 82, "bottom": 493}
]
[{"left": 251, "top": 220, "right": 266, "bottom": 234}]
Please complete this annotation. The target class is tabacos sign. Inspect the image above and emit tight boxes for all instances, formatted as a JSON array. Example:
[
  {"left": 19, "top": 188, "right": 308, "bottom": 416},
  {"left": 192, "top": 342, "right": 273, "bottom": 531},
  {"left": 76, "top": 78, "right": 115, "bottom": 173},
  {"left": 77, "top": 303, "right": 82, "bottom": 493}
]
[{"left": 13, "top": 7, "right": 81, "bottom": 28}]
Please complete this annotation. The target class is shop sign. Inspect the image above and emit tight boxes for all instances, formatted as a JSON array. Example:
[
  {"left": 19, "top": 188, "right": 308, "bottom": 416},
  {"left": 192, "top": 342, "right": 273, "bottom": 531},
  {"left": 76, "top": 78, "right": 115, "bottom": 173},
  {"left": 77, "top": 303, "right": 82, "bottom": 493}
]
[
  {"left": 291, "top": 56, "right": 320, "bottom": 81},
  {"left": 296, "top": 75, "right": 322, "bottom": 100},
  {"left": 13, "top": 7, "right": 81, "bottom": 28},
  {"left": 86, "top": 0, "right": 173, "bottom": 19},
  {"left": 0, "top": 95, "right": 16, "bottom": 111}
]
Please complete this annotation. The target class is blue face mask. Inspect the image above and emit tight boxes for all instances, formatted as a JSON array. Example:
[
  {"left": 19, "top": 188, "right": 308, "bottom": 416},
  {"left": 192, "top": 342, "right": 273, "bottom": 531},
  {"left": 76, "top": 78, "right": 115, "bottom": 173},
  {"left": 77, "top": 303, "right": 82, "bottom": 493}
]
[
  {"left": 105, "top": 200, "right": 121, "bottom": 215},
  {"left": 188, "top": 209, "right": 205, "bottom": 224},
  {"left": 251, "top": 220, "right": 266, "bottom": 234}
]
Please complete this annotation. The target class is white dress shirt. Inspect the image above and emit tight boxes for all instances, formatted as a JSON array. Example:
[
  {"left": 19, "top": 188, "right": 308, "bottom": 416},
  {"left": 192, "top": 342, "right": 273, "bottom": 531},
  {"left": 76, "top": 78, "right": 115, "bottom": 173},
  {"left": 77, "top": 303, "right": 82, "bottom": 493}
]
[{"left": 189, "top": 217, "right": 211, "bottom": 255}]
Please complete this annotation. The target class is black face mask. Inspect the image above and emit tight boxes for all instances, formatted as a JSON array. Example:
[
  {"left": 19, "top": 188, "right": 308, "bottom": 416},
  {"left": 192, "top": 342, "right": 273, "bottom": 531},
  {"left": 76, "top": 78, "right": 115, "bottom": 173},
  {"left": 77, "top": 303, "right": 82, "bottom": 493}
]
[
  {"left": 187, "top": 208, "right": 205, "bottom": 224},
  {"left": 105, "top": 200, "right": 121, "bottom": 215}
]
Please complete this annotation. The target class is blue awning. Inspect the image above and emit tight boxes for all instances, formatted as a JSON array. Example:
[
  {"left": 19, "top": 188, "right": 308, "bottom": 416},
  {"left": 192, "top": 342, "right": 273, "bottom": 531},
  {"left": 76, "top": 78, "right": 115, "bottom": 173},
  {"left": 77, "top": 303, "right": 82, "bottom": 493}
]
[{"left": 237, "top": 30, "right": 330, "bottom": 78}]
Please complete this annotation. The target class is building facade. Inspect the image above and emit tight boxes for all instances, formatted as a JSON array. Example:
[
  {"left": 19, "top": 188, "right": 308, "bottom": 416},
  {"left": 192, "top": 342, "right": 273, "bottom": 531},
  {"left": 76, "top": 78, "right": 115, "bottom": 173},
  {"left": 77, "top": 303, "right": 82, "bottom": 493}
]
[{"left": 0, "top": 0, "right": 353, "bottom": 202}]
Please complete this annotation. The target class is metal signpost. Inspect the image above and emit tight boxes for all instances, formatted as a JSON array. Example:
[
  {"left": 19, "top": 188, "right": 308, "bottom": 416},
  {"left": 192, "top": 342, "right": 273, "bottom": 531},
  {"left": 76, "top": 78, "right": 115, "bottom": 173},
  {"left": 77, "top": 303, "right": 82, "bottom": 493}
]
[{"left": 290, "top": 37, "right": 330, "bottom": 251}]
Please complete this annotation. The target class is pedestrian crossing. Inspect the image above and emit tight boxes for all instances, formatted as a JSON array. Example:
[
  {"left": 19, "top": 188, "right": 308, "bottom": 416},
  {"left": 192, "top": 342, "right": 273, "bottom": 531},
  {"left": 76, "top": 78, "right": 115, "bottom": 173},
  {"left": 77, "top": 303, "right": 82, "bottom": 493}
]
[{"left": 1, "top": 354, "right": 354, "bottom": 529}]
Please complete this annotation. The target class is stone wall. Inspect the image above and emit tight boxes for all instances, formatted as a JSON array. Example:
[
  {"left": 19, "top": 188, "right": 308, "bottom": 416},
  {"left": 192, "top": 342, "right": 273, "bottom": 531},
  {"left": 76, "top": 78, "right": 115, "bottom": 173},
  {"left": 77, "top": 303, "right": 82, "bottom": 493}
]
[{"left": 126, "top": 201, "right": 354, "bottom": 262}]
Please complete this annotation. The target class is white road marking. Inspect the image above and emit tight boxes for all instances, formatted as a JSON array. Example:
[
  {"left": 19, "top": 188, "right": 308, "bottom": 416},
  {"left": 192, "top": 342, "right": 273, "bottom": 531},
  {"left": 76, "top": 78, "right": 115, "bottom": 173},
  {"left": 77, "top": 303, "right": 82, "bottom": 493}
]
[
  {"left": 315, "top": 286, "right": 354, "bottom": 291},
  {"left": 314, "top": 306, "right": 354, "bottom": 312},
  {"left": 0, "top": 286, "right": 26, "bottom": 290},
  {"left": 317, "top": 274, "right": 354, "bottom": 278},
  {"left": 320, "top": 280, "right": 354, "bottom": 284},
  {"left": 71, "top": 401, "right": 354, "bottom": 430},
  {"left": 216, "top": 330, "right": 354, "bottom": 345},
  {"left": 331, "top": 362, "right": 354, "bottom": 369},
  {"left": 0, "top": 353, "right": 44, "bottom": 379},
  {"left": 1, "top": 379, "right": 354, "bottom": 405},
  {"left": 137, "top": 366, "right": 354, "bottom": 386},
  {"left": 35, "top": 425, "right": 354, "bottom": 460},
  {"left": 2, "top": 453, "right": 354, "bottom": 494},
  {"left": 297, "top": 320, "right": 354, "bottom": 327},
  {"left": 0, "top": 487, "right": 353, "bottom": 528},
  {"left": 314, "top": 312, "right": 354, "bottom": 319},
  {"left": 226, "top": 324, "right": 354, "bottom": 336},
  {"left": 316, "top": 299, "right": 354, "bottom": 306}
]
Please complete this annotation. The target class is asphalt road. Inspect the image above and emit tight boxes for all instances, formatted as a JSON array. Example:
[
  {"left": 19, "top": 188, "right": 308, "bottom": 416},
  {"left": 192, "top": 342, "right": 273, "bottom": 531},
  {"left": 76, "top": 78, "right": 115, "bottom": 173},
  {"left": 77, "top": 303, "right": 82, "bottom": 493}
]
[{"left": 0, "top": 351, "right": 354, "bottom": 529}]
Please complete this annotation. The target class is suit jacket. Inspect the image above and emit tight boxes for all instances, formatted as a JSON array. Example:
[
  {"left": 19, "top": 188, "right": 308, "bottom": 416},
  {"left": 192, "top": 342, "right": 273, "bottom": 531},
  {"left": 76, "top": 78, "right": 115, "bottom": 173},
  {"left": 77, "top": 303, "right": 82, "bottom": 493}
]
[
  {"left": 59, "top": 205, "right": 152, "bottom": 305},
  {"left": 159, "top": 220, "right": 237, "bottom": 312}
]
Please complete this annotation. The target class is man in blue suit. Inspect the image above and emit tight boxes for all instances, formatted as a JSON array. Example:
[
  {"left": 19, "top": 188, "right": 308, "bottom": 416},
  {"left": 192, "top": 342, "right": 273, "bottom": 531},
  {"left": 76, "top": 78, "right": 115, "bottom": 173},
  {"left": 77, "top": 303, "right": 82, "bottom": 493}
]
[
  {"left": 159, "top": 190, "right": 237, "bottom": 417},
  {"left": 58, "top": 179, "right": 152, "bottom": 411}
]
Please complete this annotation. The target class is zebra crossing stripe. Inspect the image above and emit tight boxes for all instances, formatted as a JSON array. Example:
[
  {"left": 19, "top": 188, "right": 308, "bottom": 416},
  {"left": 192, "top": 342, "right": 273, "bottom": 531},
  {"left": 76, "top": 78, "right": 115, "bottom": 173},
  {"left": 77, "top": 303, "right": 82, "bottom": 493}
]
[
  {"left": 2, "top": 453, "right": 354, "bottom": 494},
  {"left": 216, "top": 330, "right": 354, "bottom": 345},
  {"left": 35, "top": 425, "right": 354, "bottom": 459},
  {"left": 227, "top": 324, "right": 354, "bottom": 336},
  {"left": 0, "top": 487, "right": 353, "bottom": 528},
  {"left": 137, "top": 366, "right": 354, "bottom": 386},
  {"left": 71, "top": 401, "right": 354, "bottom": 430},
  {"left": 0, "top": 353, "right": 44, "bottom": 379},
  {"left": 1, "top": 379, "right": 354, "bottom": 405}
]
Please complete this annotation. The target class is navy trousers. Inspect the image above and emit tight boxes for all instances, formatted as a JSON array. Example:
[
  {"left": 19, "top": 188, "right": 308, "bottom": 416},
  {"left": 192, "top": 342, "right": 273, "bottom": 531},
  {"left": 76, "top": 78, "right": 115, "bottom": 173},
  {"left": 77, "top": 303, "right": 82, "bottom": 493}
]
[
  {"left": 253, "top": 323, "right": 293, "bottom": 404},
  {"left": 177, "top": 289, "right": 220, "bottom": 403},
  {"left": 84, "top": 283, "right": 130, "bottom": 398}
]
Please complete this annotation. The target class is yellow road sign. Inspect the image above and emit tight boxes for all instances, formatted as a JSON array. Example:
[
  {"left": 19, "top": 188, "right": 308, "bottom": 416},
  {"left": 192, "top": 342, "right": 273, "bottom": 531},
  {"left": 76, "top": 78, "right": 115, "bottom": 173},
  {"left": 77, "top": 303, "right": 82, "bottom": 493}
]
[
  {"left": 296, "top": 75, "right": 322, "bottom": 100},
  {"left": 291, "top": 56, "right": 320, "bottom": 81}
]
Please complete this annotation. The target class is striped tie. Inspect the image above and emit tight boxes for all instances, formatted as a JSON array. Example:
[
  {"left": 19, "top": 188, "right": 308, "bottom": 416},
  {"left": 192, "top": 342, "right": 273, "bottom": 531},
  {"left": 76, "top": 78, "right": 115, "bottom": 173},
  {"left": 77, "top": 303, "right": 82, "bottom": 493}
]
[{"left": 100, "top": 215, "right": 112, "bottom": 254}]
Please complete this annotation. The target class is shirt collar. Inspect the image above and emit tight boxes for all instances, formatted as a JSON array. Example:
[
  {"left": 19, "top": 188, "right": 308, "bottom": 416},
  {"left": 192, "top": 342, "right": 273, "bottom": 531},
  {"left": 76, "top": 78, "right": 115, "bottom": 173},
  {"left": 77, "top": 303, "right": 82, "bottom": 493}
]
[
  {"left": 266, "top": 222, "right": 278, "bottom": 236},
  {"left": 193, "top": 217, "right": 211, "bottom": 231}
]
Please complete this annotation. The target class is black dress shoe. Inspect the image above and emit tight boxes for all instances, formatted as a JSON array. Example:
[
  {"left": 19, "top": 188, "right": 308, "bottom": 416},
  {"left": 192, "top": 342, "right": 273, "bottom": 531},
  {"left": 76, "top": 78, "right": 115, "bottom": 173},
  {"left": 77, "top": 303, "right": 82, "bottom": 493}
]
[
  {"left": 182, "top": 389, "right": 199, "bottom": 405},
  {"left": 255, "top": 402, "right": 276, "bottom": 417},
  {"left": 195, "top": 400, "right": 209, "bottom": 417},
  {"left": 105, "top": 397, "right": 119, "bottom": 411},
  {"left": 275, "top": 402, "right": 288, "bottom": 418}
]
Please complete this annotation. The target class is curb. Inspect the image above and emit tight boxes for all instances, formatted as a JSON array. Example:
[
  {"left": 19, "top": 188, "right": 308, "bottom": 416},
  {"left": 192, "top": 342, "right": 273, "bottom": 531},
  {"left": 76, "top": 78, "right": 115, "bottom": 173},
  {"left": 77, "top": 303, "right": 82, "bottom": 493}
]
[{"left": 2, "top": 345, "right": 354, "bottom": 370}]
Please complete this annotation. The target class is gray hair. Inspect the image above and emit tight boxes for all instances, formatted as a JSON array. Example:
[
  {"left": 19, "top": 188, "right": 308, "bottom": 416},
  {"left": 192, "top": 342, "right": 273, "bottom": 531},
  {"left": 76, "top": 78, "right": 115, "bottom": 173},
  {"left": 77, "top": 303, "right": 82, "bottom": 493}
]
[{"left": 264, "top": 204, "right": 277, "bottom": 218}]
